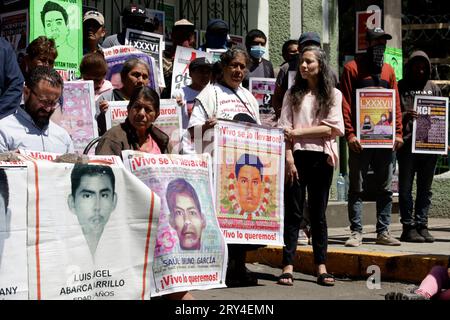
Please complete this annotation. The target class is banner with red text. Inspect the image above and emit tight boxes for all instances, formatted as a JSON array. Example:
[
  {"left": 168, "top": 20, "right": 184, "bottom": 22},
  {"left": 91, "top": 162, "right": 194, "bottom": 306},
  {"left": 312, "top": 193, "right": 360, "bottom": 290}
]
[
  {"left": 27, "top": 160, "right": 160, "bottom": 300},
  {"left": 122, "top": 151, "right": 227, "bottom": 296},
  {"left": 213, "top": 120, "right": 285, "bottom": 245}
]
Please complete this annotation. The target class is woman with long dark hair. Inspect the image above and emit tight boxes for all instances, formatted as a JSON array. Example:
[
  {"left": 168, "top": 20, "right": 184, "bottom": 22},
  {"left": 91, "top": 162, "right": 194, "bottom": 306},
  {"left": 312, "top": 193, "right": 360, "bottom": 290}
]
[{"left": 278, "top": 46, "right": 344, "bottom": 286}]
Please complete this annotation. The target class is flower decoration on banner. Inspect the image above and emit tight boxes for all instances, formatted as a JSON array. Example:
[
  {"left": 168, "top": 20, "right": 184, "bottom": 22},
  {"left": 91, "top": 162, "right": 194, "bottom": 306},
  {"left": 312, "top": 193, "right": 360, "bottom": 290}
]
[
  {"left": 155, "top": 226, "right": 177, "bottom": 255},
  {"left": 226, "top": 172, "right": 271, "bottom": 220}
]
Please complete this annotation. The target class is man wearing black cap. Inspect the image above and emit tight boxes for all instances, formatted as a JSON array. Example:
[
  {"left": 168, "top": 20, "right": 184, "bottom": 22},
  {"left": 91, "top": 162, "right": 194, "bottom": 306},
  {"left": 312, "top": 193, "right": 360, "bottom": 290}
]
[
  {"left": 341, "top": 27, "right": 403, "bottom": 247},
  {"left": 101, "top": 3, "right": 147, "bottom": 48},
  {"left": 271, "top": 32, "right": 322, "bottom": 119},
  {"left": 200, "top": 19, "right": 230, "bottom": 51},
  {"left": 160, "top": 19, "right": 196, "bottom": 98}
]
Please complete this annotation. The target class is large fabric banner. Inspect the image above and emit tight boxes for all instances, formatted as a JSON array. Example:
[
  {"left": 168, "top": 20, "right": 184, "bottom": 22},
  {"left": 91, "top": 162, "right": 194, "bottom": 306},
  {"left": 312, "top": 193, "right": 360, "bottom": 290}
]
[
  {"left": 412, "top": 96, "right": 449, "bottom": 155},
  {"left": 122, "top": 151, "right": 227, "bottom": 296},
  {"left": 0, "top": 9, "right": 28, "bottom": 58},
  {"left": 171, "top": 46, "right": 213, "bottom": 96},
  {"left": 27, "top": 160, "right": 160, "bottom": 300},
  {"left": 125, "top": 28, "right": 164, "bottom": 83},
  {"left": 103, "top": 45, "right": 158, "bottom": 91},
  {"left": 356, "top": 89, "right": 396, "bottom": 148},
  {"left": 0, "top": 162, "right": 28, "bottom": 300},
  {"left": 50, "top": 80, "right": 98, "bottom": 154},
  {"left": 249, "top": 77, "right": 277, "bottom": 127},
  {"left": 30, "top": 0, "right": 83, "bottom": 81},
  {"left": 213, "top": 120, "right": 285, "bottom": 245}
]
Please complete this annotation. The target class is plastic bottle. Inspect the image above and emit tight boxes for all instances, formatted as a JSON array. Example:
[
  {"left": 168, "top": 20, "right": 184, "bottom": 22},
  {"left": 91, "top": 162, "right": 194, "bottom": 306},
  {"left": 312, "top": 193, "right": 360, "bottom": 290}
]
[{"left": 337, "top": 173, "right": 346, "bottom": 201}]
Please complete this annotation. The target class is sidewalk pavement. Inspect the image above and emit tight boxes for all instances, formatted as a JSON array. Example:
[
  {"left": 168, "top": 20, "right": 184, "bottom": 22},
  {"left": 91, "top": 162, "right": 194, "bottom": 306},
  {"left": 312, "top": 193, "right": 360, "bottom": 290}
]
[{"left": 247, "top": 218, "right": 450, "bottom": 283}]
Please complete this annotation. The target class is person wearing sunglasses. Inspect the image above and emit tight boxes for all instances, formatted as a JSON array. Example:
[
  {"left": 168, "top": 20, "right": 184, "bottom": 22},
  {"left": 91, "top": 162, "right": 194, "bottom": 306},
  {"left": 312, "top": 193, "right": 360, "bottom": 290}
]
[{"left": 0, "top": 65, "right": 74, "bottom": 153}]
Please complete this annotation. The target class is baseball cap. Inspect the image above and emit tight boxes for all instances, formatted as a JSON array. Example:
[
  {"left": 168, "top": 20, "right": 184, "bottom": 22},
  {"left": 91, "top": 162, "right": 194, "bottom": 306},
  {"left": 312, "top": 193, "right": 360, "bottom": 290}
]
[
  {"left": 366, "top": 27, "right": 392, "bottom": 41},
  {"left": 206, "top": 19, "right": 229, "bottom": 33},
  {"left": 298, "top": 32, "right": 321, "bottom": 46},
  {"left": 83, "top": 11, "right": 105, "bottom": 26},
  {"left": 173, "top": 19, "right": 195, "bottom": 32},
  {"left": 189, "top": 57, "right": 213, "bottom": 72},
  {"left": 122, "top": 4, "right": 147, "bottom": 20}
]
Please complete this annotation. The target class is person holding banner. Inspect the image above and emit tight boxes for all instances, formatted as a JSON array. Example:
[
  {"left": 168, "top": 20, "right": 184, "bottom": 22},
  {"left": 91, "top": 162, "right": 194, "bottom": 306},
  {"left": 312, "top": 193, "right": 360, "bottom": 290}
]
[
  {"left": 188, "top": 48, "right": 261, "bottom": 287},
  {"left": 278, "top": 46, "right": 344, "bottom": 286},
  {"left": 341, "top": 28, "right": 403, "bottom": 247},
  {"left": 20, "top": 36, "right": 58, "bottom": 78},
  {"left": 80, "top": 52, "right": 113, "bottom": 101},
  {"left": 397, "top": 50, "right": 442, "bottom": 243},
  {"left": 95, "top": 86, "right": 168, "bottom": 156}
]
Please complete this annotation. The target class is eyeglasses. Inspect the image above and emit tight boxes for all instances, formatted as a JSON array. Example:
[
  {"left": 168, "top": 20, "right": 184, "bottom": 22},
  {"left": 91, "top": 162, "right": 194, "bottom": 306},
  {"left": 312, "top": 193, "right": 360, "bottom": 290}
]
[{"left": 30, "top": 87, "right": 61, "bottom": 109}]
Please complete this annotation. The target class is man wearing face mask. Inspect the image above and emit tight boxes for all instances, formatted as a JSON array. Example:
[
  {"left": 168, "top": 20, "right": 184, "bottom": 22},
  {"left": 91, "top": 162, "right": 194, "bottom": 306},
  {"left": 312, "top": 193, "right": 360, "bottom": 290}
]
[
  {"left": 341, "top": 28, "right": 403, "bottom": 247},
  {"left": 242, "top": 29, "right": 274, "bottom": 89}
]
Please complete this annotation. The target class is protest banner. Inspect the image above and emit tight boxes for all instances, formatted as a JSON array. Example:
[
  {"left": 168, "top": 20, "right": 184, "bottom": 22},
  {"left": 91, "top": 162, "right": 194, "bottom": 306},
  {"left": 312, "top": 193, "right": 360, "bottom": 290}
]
[
  {"left": 229, "top": 35, "right": 244, "bottom": 47},
  {"left": 104, "top": 101, "right": 129, "bottom": 131},
  {"left": 0, "top": 9, "right": 28, "bottom": 57},
  {"left": 145, "top": 9, "right": 165, "bottom": 36},
  {"left": 355, "top": 9, "right": 382, "bottom": 53},
  {"left": 0, "top": 163, "right": 28, "bottom": 300},
  {"left": 213, "top": 120, "right": 285, "bottom": 245},
  {"left": 157, "top": 3, "right": 175, "bottom": 45},
  {"left": 103, "top": 45, "right": 158, "bottom": 91},
  {"left": 154, "top": 99, "right": 182, "bottom": 153},
  {"left": 50, "top": 80, "right": 98, "bottom": 154},
  {"left": 125, "top": 28, "right": 164, "bottom": 82},
  {"left": 30, "top": 0, "right": 82, "bottom": 81},
  {"left": 206, "top": 48, "right": 226, "bottom": 63},
  {"left": 412, "top": 96, "right": 449, "bottom": 155},
  {"left": 249, "top": 77, "right": 277, "bottom": 127},
  {"left": 171, "top": 46, "right": 213, "bottom": 96},
  {"left": 385, "top": 47, "right": 403, "bottom": 81},
  {"left": 27, "top": 160, "right": 160, "bottom": 299},
  {"left": 122, "top": 151, "right": 227, "bottom": 296},
  {"left": 356, "top": 89, "right": 395, "bottom": 148}
]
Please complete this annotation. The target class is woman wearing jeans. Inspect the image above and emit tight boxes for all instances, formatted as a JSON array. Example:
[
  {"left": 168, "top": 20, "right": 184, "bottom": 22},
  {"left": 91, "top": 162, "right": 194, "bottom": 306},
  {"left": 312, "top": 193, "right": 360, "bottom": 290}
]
[{"left": 278, "top": 46, "right": 344, "bottom": 286}]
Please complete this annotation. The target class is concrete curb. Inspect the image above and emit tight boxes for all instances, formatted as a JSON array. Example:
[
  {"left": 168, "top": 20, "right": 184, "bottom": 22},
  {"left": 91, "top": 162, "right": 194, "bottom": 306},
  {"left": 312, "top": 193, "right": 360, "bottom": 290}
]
[{"left": 247, "top": 246, "right": 449, "bottom": 283}]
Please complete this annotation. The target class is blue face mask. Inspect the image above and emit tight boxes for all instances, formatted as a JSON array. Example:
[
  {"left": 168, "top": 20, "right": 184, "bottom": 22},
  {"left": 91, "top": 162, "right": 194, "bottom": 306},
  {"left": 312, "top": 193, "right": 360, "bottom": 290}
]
[{"left": 250, "top": 46, "right": 266, "bottom": 59}]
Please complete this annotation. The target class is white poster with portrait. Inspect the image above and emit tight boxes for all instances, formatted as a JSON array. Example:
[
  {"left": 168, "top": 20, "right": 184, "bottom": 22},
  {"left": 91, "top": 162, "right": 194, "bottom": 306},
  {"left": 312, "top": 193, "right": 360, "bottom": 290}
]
[
  {"left": 27, "top": 160, "right": 160, "bottom": 300},
  {"left": 0, "top": 162, "right": 28, "bottom": 300},
  {"left": 122, "top": 151, "right": 227, "bottom": 296}
]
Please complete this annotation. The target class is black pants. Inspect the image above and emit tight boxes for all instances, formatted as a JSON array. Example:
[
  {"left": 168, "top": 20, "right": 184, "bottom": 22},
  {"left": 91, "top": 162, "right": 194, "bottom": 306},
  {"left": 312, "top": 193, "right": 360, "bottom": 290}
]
[{"left": 283, "top": 150, "right": 333, "bottom": 266}]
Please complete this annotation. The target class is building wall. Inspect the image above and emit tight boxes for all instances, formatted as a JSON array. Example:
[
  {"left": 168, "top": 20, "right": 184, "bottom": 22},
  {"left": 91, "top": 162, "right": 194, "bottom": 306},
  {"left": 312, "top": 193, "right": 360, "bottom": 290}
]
[{"left": 268, "top": 0, "right": 291, "bottom": 67}]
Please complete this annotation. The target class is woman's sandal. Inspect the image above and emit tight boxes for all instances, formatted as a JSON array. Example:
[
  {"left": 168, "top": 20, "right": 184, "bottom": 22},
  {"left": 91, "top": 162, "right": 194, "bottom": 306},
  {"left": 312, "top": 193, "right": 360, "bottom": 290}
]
[
  {"left": 277, "top": 273, "right": 294, "bottom": 286},
  {"left": 317, "top": 273, "right": 335, "bottom": 286}
]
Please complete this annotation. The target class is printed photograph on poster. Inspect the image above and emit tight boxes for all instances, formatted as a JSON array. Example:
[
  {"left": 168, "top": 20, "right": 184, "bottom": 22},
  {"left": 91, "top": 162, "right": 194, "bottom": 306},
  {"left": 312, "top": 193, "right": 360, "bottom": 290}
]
[
  {"left": 412, "top": 96, "right": 449, "bottom": 155},
  {"left": 0, "top": 9, "right": 28, "bottom": 59},
  {"left": 356, "top": 89, "right": 395, "bottom": 148},
  {"left": 125, "top": 28, "right": 164, "bottom": 82},
  {"left": 0, "top": 164, "right": 28, "bottom": 300},
  {"left": 122, "top": 151, "right": 227, "bottom": 296},
  {"left": 171, "top": 46, "right": 213, "bottom": 96},
  {"left": 157, "top": 3, "right": 175, "bottom": 45},
  {"left": 50, "top": 80, "right": 98, "bottom": 154},
  {"left": 26, "top": 161, "right": 160, "bottom": 300},
  {"left": 355, "top": 9, "right": 381, "bottom": 53},
  {"left": 249, "top": 77, "right": 277, "bottom": 127},
  {"left": 103, "top": 45, "right": 158, "bottom": 91},
  {"left": 30, "top": 0, "right": 83, "bottom": 80},
  {"left": 213, "top": 120, "right": 285, "bottom": 246},
  {"left": 145, "top": 9, "right": 165, "bottom": 36},
  {"left": 385, "top": 47, "right": 403, "bottom": 81}
]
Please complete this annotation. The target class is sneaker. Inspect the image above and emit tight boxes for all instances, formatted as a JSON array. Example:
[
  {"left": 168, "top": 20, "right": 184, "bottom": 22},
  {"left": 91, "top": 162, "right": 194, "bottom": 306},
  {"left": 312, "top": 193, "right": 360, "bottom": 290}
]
[
  {"left": 400, "top": 227, "right": 425, "bottom": 243},
  {"left": 345, "top": 231, "right": 363, "bottom": 247},
  {"left": 376, "top": 231, "right": 401, "bottom": 246},
  {"left": 417, "top": 226, "right": 435, "bottom": 243},
  {"left": 297, "top": 229, "right": 309, "bottom": 245},
  {"left": 385, "top": 291, "right": 428, "bottom": 300}
]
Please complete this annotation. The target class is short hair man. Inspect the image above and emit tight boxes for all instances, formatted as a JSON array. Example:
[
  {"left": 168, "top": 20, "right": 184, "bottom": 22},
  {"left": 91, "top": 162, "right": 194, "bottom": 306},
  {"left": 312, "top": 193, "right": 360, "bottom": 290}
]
[
  {"left": 68, "top": 164, "right": 117, "bottom": 256},
  {"left": 83, "top": 10, "right": 106, "bottom": 55},
  {"left": 0, "top": 169, "right": 11, "bottom": 267},
  {"left": 0, "top": 66, "right": 74, "bottom": 153},
  {"left": 341, "top": 28, "right": 403, "bottom": 247},
  {"left": 166, "top": 178, "right": 206, "bottom": 250},
  {"left": 40, "top": 1, "right": 75, "bottom": 57},
  {"left": 235, "top": 153, "right": 264, "bottom": 214}
]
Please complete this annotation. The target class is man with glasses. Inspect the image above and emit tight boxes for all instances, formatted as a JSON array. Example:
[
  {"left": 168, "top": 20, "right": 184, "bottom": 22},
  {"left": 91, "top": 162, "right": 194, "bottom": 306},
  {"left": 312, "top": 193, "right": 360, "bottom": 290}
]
[{"left": 0, "top": 66, "right": 73, "bottom": 153}]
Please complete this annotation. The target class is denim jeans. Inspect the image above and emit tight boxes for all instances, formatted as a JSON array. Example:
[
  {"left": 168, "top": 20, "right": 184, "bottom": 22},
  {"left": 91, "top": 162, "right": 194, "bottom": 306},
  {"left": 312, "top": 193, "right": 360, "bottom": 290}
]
[
  {"left": 397, "top": 141, "right": 438, "bottom": 228},
  {"left": 348, "top": 148, "right": 394, "bottom": 234}
]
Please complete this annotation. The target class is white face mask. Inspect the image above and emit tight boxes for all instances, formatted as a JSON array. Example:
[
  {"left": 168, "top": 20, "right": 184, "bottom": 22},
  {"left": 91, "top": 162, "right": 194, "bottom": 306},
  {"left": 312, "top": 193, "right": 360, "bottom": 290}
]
[{"left": 250, "top": 46, "right": 266, "bottom": 59}]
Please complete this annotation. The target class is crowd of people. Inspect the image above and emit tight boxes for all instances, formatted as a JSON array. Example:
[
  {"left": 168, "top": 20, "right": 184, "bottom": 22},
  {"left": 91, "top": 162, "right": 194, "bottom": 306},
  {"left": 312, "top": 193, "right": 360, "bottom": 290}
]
[{"left": 0, "top": 3, "right": 449, "bottom": 300}]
